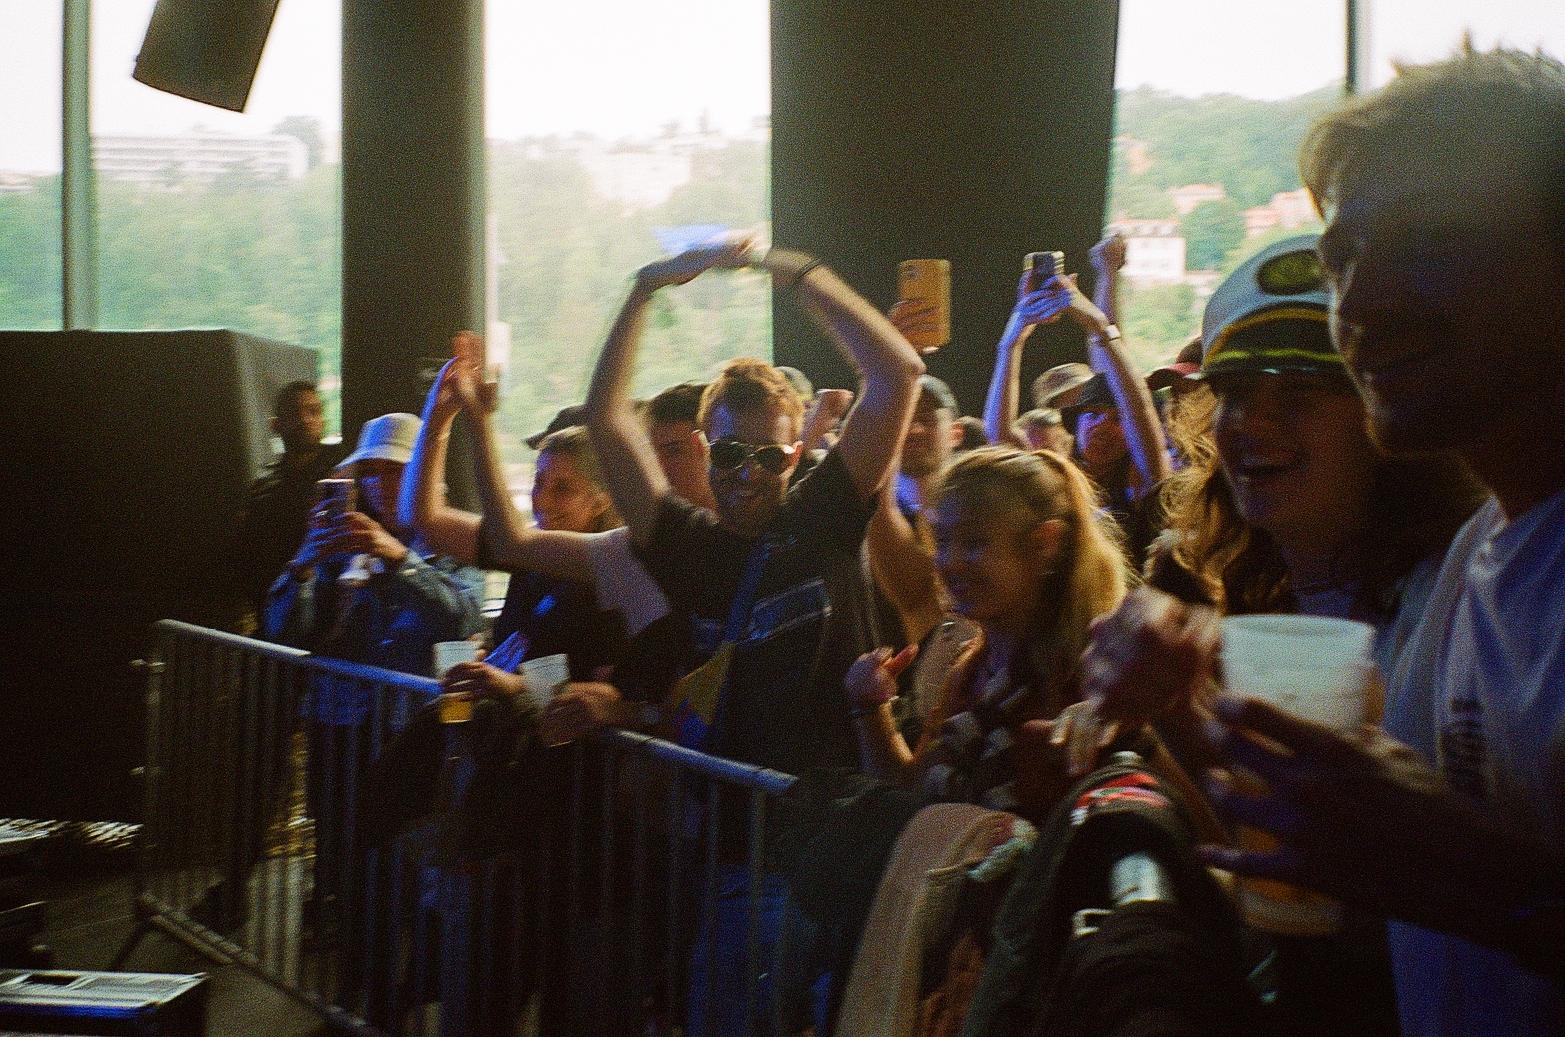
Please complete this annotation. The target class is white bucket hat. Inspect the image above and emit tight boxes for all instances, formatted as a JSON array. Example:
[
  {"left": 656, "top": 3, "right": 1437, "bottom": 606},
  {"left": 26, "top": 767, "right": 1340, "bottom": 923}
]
[{"left": 342, "top": 412, "right": 421, "bottom": 467}]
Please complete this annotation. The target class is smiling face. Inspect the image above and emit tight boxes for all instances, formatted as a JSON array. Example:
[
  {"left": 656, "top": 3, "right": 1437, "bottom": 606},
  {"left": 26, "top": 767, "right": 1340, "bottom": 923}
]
[
  {"left": 705, "top": 401, "right": 800, "bottom": 537},
  {"left": 931, "top": 495, "right": 1059, "bottom": 633},
  {"left": 1211, "top": 369, "right": 1378, "bottom": 554},
  {"left": 531, "top": 450, "right": 611, "bottom": 532},
  {"left": 1321, "top": 146, "right": 1565, "bottom": 455}
]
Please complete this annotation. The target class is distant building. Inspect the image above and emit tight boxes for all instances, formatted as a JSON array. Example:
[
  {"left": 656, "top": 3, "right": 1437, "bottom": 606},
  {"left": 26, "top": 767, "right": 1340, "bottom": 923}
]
[
  {"left": 523, "top": 118, "right": 770, "bottom": 212},
  {"left": 1107, "top": 218, "right": 1186, "bottom": 285},
  {"left": 1243, "top": 188, "right": 1317, "bottom": 238},
  {"left": 94, "top": 129, "right": 308, "bottom": 186},
  {"left": 1167, "top": 183, "right": 1225, "bottom": 215},
  {"left": 0, "top": 172, "right": 40, "bottom": 195}
]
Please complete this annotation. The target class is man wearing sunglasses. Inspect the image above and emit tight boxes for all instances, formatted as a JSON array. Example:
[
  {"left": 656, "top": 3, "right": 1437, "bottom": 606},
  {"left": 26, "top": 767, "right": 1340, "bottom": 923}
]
[
  {"left": 585, "top": 237, "right": 924, "bottom": 1035},
  {"left": 585, "top": 236, "right": 923, "bottom": 767}
]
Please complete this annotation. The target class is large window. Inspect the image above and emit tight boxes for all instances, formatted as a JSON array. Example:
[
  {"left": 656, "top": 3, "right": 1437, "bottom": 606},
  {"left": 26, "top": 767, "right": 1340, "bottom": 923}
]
[
  {"left": 485, "top": 1, "right": 771, "bottom": 492},
  {"left": 0, "top": 2, "right": 64, "bottom": 330},
  {"left": 90, "top": 0, "right": 343, "bottom": 433},
  {"left": 1107, "top": 0, "right": 1345, "bottom": 371},
  {"left": 1365, "top": 0, "right": 1565, "bottom": 87}
]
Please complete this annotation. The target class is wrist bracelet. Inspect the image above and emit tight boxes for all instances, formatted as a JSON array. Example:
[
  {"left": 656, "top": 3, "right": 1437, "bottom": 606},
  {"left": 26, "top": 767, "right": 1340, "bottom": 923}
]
[
  {"left": 851, "top": 696, "right": 897, "bottom": 718},
  {"left": 788, "top": 258, "right": 824, "bottom": 293}
]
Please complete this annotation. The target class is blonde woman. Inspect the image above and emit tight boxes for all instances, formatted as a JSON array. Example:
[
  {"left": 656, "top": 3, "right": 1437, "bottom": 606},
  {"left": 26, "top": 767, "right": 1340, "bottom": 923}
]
[{"left": 847, "top": 446, "right": 1128, "bottom": 817}]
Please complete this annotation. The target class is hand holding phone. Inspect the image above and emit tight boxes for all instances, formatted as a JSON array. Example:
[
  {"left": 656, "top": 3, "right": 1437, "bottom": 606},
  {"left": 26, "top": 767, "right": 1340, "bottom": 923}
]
[
  {"left": 1025, "top": 250, "right": 1065, "bottom": 292},
  {"left": 897, "top": 259, "right": 951, "bottom": 353}
]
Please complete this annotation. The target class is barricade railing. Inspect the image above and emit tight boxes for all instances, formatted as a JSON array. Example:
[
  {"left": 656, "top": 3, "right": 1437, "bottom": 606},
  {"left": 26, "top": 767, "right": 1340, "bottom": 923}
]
[{"left": 124, "top": 619, "right": 805, "bottom": 1037}]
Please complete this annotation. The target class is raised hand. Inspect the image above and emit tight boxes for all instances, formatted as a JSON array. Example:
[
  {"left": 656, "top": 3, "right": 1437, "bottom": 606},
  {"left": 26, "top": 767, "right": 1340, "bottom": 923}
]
[
  {"left": 447, "top": 331, "right": 499, "bottom": 415},
  {"left": 1090, "top": 233, "right": 1128, "bottom": 273},
  {"left": 846, "top": 644, "right": 918, "bottom": 711},
  {"left": 637, "top": 233, "right": 760, "bottom": 292},
  {"left": 1081, "top": 587, "right": 1221, "bottom": 727},
  {"left": 1011, "top": 272, "right": 1077, "bottom": 329},
  {"left": 887, "top": 299, "right": 943, "bottom": 354}
]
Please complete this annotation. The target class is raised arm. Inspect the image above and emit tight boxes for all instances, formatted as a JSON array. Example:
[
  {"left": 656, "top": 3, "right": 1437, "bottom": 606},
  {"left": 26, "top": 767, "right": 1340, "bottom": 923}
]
[
  {"left": 982, "top": 271, "right": 1078, "bottom": 448},
  {"left": 760, "top": 249, "right": 925, "bottom": 501},
  {"left": 401, "top": 348, "right": 483, "bottom": 564},
  {"left": 407, "top": 333, "right": 597, "bottom": 582},
  {"left": 1081, "top": 237, "right": 1172, "bottom": 491},
  {"left": 585, "top": 239, "right": 753, "bottom": 546}
]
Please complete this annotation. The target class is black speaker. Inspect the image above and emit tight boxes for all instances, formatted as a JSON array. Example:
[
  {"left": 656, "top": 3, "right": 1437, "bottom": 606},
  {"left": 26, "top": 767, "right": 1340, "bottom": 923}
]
[
  {"left": 0, "top": 330, "right": 318, "bottom": 821},
  {"left": 133, "top": 0, "right": 283, "bottom": 112}
]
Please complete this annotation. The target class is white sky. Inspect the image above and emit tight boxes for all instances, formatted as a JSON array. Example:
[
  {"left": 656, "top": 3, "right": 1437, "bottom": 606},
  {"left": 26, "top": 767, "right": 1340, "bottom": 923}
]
[{"left": 1, "top": 0, "right": 1563, "bottom": 172}]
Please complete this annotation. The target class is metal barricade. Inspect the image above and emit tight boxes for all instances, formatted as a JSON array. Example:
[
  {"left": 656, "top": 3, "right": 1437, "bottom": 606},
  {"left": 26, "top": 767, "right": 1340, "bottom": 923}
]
[{"left": 125, "top": 620, "right": 805, "bottom": 1037}]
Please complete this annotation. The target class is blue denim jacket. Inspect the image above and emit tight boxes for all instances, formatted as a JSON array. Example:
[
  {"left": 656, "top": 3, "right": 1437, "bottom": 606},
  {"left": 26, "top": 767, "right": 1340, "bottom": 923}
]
[{"left": 265, "top": 542, "right": 485, "bottom": 724}]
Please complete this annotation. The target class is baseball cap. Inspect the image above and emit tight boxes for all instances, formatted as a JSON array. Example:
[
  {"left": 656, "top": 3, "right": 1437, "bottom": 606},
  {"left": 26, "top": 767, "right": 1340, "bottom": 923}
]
[
  {"left": 525, "top": 405, "right": 586, "bottom": 450},
  {"left": 342, "top": 412, "right": 421, "bottom": 467},
  {"left": 1199, "top": 234, "right": 1343, "bottom": 379},
  {"left": 1058, "top": 373, "right": 1117, "bottom": 433},
  {"left": 918, "top": 374, "right": 959, "bottom": 414},
  {"left": 1146, "top": 361, "right": 1201, "bottom": 392},
  {"left": 1033, "top": 362, "right": 1095, "bottom": 409}
]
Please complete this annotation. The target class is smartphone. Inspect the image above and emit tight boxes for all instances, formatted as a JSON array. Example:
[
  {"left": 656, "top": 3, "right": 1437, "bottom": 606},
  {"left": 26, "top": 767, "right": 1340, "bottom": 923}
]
[
  {"left": 314, "top": 478, "right": 357, "bottom": 522},
  {"left": 1025, "top": 251, "right": 1065, "bottom": 291},
  {"left": 897, "top": 259, "right": 951, "bottom": 352}
]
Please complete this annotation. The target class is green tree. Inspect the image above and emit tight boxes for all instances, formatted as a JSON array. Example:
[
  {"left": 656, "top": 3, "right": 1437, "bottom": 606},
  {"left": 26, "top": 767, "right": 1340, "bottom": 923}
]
[
  {"left": 0, "top": 176, "right": 62, "bottom": 329},
  {"left": 1182, "top": 197, "right": 1247, "bottom": 270}
]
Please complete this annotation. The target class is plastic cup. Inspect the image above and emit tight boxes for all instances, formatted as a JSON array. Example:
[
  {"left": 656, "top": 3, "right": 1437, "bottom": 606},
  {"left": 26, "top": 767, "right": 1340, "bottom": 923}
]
[
  {"left": 1221, "top": 614, "right": 1375, "bottom": 936},
  {"left": 433, "top": 641, "right": 481, "bottom": 724},
  {"left": 520, "top": 654, "right": 570, "bottom": 713},
  {"left": 433, "top": 640, "right": 480, "bottom": 677}
]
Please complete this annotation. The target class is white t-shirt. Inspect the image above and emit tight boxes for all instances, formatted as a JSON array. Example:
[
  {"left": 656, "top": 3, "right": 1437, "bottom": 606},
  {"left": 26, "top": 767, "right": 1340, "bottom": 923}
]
[
  {"left": 1384, "top": 488, "right": 1565, "bottom": 1037},
  {"left": 582, "top": 526, "right": 669, "bottom": 639}
]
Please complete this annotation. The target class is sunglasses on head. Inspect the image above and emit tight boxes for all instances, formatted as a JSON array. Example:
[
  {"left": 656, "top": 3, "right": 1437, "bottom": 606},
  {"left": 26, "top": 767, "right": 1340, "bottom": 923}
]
[{"left": 708, "top": 438, "right": 797, "bottom": 473}]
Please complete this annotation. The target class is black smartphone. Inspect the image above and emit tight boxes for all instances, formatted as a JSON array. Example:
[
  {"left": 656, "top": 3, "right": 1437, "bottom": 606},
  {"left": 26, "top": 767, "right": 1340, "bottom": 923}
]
[{"left": 1025, "top": 250, "right": 1065, "bottom": 290}]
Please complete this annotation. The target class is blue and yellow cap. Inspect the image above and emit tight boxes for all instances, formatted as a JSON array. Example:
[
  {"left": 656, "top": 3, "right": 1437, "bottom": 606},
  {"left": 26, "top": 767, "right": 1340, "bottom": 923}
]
[{"left": 1199, "top": 234, "right": 1345, "bottom": 379}]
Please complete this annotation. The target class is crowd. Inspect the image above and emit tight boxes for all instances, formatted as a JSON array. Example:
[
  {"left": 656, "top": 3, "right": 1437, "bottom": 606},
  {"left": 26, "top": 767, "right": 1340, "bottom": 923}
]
[{"left": 229, "top": 43, "right": 1565, "bottom": 1037}]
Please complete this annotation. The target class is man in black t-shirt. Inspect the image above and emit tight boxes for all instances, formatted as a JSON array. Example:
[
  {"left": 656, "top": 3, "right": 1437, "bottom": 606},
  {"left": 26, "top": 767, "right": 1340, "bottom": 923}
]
[
  {"left": 583, "top": 238, "right": 925, "bottom": 775},
  {"left": 584, "top": 238, "right": 924, "bottom": 1036}
]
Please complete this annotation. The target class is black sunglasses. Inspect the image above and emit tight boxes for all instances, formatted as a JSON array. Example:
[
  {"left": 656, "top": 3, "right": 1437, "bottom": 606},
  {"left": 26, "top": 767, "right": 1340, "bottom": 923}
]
[{"left": 708, "top": 438, "right": 797, "bottom": 474}]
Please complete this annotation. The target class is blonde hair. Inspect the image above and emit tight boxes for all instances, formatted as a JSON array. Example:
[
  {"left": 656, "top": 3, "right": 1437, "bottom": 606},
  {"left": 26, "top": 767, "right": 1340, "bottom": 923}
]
[
  {"left": 934, "top": 446, "right": 1129, "bottom": 692},
  {"left": 698, "top": 358, "right": 806, "bottom": 442}
]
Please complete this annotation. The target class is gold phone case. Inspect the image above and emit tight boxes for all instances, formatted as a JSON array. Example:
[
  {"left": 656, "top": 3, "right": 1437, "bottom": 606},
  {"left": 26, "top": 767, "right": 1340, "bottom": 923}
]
[{"left": 898, "top": 259, "right": 951, "bottom": 350}]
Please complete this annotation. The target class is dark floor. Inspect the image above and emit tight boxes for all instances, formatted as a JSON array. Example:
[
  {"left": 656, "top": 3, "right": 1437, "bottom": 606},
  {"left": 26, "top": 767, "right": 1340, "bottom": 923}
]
[{"left": 25, "top": 867, "right": 328, "bottom": 1037}]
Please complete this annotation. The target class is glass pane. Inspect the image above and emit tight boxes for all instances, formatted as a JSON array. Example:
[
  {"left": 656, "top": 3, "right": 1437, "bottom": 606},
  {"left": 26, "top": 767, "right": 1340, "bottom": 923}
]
[
  {"left": 1107, "top": 0, "right": 1345, "bottom": 370},
  {"left": 486, "top": 0, "right": 771, "bottom": 507},
  {"left": 1366, "top": 0, "right": 1565, "bottom": 88},
  {"left": 0, "top": 1, "right": 64, "bottom": 330},
  {"left": 92, "top": 0, "right": 343, "bottom": 435}
]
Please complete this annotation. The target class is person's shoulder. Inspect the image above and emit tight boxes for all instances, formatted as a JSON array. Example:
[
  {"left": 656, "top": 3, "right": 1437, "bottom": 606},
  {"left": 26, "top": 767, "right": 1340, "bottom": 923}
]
[{"left": 781, "top": 447, "right": 862, "bottom": 516}]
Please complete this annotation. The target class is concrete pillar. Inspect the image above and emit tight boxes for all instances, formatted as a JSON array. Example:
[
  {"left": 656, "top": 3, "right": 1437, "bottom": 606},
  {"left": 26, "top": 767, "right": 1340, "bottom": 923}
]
[
  {"left": 771, "top": 0, "right": 1122, "bottom": 413},
  {"left": 341, "top": 0, "right": 486, "bottom": 441}
]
